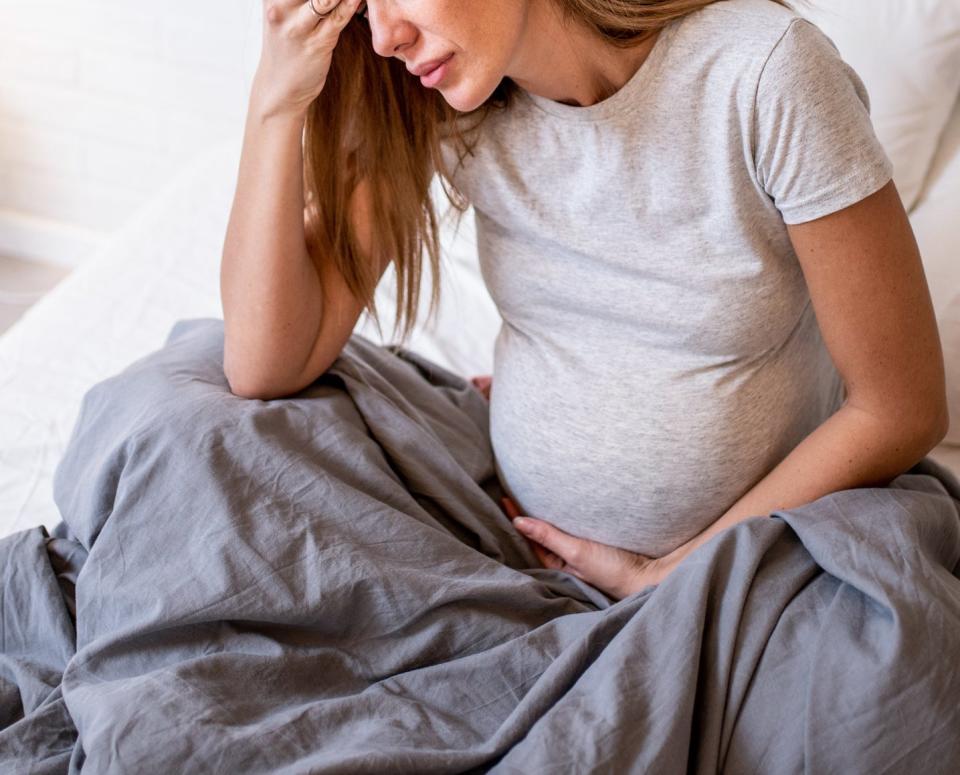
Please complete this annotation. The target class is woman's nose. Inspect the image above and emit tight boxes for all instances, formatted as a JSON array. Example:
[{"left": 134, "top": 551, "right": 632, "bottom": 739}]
[{"left": 367, "top": 7, "right": 416, "bottom": 59}]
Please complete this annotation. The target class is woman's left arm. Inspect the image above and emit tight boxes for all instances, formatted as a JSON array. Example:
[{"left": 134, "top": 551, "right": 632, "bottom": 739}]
[
  {"left": 663, "top": 178, "right": 950, "bottom": 569},
  {"left": 510, "top": 180, "right": 950, "bottom": 600}
]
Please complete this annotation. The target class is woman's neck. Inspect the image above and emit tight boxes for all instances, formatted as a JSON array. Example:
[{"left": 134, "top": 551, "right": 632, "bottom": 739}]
[{"left": 508, "top": 2, "right": 662, "bottom": 107}]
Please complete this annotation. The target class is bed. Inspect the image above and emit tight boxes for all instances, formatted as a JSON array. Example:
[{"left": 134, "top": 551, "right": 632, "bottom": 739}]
[
  {"left": 2, "top": 110, "right": 959, "bottom": 539},
  {"left": 2, "top": 2, "right": 960, "bottom": 771}
]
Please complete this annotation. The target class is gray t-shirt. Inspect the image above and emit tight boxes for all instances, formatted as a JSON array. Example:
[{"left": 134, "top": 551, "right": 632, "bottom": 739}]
[{"left": 440, "top": 0, "right": 894, "bottom": 557}]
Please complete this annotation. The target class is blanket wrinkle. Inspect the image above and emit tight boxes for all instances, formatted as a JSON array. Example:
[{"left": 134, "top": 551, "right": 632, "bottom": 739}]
[{"left": 1, "top": 317, "right": 958, "bottom": 774}]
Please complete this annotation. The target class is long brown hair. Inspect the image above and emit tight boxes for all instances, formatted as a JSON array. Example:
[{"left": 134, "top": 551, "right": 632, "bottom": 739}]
[{"left": 304, "top": 0, "right": 806, "bottom": 344}]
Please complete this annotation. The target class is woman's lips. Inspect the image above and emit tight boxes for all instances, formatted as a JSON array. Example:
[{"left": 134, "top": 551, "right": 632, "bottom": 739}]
[{"left": 420, "top": 54, "right": 454, "bottom": 88}]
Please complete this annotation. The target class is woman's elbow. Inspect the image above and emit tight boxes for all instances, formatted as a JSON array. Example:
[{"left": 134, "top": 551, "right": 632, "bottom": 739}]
[
  {"left": 923, "top": 400, "right": 951, "bottom": 450},
  {"left": 905, "top": 392, "right": 952, "bottom": 457}
]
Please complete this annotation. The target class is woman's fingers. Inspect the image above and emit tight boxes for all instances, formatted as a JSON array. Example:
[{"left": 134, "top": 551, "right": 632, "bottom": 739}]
[
  {"left": 513, "top": 517, "right": 587, "bottom": 567},
  {"left": 502, "top": 497, "right": 542, "bottom": 565},
  {"left": 500, "top": 497, "right": 662, "bottom": 598},
  {"left": 301, "top": 0, "right": 363, "bottom": 35},
  {"left": 254, "top": 0, "right": 363, "bottom": 117},
  {"left": 264, "top": 0, "right": 307, "bottom": 26},
  {"left": 470, "top": 374, "right": 493, "bottom": 400},
  {"left": 267, "top": 0, "right": 360, "bottom": 38},
  {"left": 520, "top": 529, "right": 564, "bottom": 570},
  {"left": 530, "top": 542, "right": 556, "bottom": 570},
  {"left": 501, "top": 497, "right": 584, "bottom": 568}
]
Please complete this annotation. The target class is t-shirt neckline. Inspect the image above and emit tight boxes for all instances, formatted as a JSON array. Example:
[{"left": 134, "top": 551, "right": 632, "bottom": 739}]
[{"left": 518, "top": 15, "right": 686, "bottom": 122}]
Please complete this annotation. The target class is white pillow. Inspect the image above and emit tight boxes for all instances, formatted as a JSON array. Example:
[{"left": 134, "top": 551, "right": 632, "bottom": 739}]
[
  {"left": 909, "top": 92, "right": 960, "bottom": 445},
  {"left": 799, "top": 0, "right": 960, "bottom": 212}
]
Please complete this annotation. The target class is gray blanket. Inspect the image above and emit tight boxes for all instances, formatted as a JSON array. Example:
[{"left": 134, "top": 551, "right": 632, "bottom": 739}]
[{"left": 2, "top": 317, "right": 959, "bottom": 774}]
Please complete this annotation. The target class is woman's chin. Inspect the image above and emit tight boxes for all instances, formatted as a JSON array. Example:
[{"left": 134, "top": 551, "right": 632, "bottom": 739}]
[
  {"left": 426, "top": 68, "right": 501, "bottom": 112},
  {"left": 439, "top": 88, "right": 480, "bottom": 113},
  {"left": 440, "top": 85, "right": 499, "bottom": 113}
]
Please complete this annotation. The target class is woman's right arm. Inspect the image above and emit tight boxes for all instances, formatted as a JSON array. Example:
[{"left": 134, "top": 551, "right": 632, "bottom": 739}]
[
  {"left": 220, "top": 0, "right": 372, "bottom": 399},
  {"left": 220, "top": 103, "right": 319, "bottom": 399}
]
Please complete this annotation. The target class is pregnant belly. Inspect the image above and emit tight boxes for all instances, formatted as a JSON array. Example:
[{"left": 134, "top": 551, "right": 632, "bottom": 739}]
[{"left": 489, "top": 342, "right": 839, "bottom": 558}]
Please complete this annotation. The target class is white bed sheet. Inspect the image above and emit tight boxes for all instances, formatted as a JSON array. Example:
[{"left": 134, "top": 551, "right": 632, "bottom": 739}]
[
  {"left": 2, "top": 122, "right": 959, "bottom": 540},
  {"left": 0, "top": 137, "right": 500, "bottom": 539}
]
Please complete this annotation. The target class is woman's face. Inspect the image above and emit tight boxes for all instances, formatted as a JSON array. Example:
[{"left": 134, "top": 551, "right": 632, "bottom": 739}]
[{"left": 361, "top": 0, "right": 532, "bottom": 112}]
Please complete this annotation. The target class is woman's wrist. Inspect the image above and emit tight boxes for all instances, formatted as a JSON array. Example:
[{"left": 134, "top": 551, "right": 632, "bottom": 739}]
[
  {"left": 623, "top": 545, "right": 690, "bottom": 598},
  {"left": 249, "top": 74, "right": 312, "bottom": 126}
]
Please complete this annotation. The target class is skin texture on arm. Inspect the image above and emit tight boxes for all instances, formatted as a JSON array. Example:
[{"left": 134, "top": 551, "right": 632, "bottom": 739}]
[
  {"left": 507, "top": 179, "right": 951, "bottom": 601},
  {"left": 787, "top": 178, "right": 948, "bottom": 442}
]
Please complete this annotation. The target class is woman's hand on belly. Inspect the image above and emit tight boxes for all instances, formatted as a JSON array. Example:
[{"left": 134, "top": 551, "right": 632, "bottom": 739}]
[{"left": 502, "top": 497, "right": 676, "bottom": 601}]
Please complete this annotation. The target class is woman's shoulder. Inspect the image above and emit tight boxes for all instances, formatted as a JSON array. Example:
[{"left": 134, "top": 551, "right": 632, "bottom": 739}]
[
  {"left": 668, "top": 0, "right": 853, "bottom": 115},
  {"left": 690, "top": 0, "right": 800, "bottom": 32},
  {"left": 677, "top": 0, "right": 810, "bottom": 61}
]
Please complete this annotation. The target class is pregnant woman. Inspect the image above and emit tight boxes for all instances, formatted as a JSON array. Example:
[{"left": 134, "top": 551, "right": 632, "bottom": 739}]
[{"left": 221, "top": 0, "right": 948, "bottom": 601}]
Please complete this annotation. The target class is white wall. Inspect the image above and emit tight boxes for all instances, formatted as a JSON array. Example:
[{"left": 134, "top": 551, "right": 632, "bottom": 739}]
[{"left": 0, "top": 0, "right": 263, "bottom": 268}]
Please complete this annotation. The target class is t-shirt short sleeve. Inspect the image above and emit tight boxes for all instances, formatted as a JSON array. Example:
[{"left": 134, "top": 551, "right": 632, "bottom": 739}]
[{"left": 753, "top": 18, "right": 895, "bottom": 225}]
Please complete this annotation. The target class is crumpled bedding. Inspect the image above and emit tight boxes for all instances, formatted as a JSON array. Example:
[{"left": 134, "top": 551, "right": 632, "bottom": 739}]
[{"left": 2, "top": 317, "right": 959, "bottom": 774}]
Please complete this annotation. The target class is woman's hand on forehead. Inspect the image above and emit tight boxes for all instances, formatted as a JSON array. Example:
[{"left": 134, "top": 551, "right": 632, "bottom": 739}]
[{"left": 305, "top": 0, "right": 368, "bottom": 20}]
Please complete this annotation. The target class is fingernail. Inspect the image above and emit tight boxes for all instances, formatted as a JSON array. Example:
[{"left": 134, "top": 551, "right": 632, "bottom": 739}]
[{"left": 513, "top": 517, "right": 529, "bottom": 528}]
